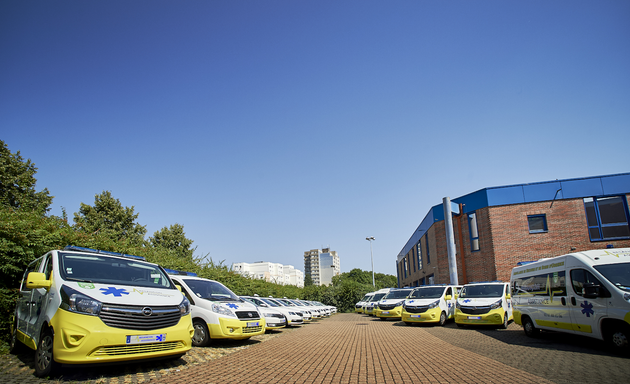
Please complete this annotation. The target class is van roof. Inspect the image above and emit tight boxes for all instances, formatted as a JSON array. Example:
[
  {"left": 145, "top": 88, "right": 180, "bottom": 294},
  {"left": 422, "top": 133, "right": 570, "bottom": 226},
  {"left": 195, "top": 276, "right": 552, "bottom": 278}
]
[{"left": 512, "top": 248, "right": 630, "bottom": 272}]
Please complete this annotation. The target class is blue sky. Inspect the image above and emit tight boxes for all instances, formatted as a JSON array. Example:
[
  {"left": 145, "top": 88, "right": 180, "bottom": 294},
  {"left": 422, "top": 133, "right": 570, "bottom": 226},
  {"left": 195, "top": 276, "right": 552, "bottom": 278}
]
[{"left": 1, "top": 1, "right": 629, "bottom": 276}]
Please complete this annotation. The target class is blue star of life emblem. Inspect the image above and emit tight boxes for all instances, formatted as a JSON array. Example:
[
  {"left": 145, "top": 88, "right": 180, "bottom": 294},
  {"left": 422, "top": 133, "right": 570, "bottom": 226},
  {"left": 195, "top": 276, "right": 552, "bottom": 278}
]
[
  {"left": 581, "top": 301, "right": 594, "bottom": 317},
  {"left": 463, "top": 299, "right": 472, "bottom": 303},
  {"left": 100, "top": 286, "right": 129, "bottom": 297},
  {"left": 227, "top": 303, "right": 239, "bottom": 309}
]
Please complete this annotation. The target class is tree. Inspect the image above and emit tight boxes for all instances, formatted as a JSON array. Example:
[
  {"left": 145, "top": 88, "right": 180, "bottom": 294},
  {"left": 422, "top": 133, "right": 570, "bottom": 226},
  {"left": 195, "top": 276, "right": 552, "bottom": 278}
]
[
  {"left": 0, "top": 140, "right": 53, "bottom": 214},
  {"left": 73, "top": 191, "right": 146, "bottom": 245},
  {"left": 304, "top": 274, "right": 313, "bottom": 287},
  {"left": 148, "top": 224, "right": 195, "bottom": 260}
]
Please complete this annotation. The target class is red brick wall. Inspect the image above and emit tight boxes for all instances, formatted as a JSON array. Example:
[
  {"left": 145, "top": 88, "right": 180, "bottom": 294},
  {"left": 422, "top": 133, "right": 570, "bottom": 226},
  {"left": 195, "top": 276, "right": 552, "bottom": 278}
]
[{"left": 398, "top": 194, "right": 630, "bottom": 287}]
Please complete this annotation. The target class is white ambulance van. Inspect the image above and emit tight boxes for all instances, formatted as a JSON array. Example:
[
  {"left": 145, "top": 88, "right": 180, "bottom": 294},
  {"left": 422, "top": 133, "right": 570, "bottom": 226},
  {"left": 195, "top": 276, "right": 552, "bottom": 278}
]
[
  {"left": 364, "top": 289, "right": 391, "bottom": 316},
  {"left": 511, "top": 248, "right": 630, "bottom": 350},
  {"left": 168, "top": 273, "right": 265, "bottom": 347},
  {"left": 455, "top": 281, "right": 513, "bottom": 328},
  {"left": 10, "top": 246, "right": 193, "bottom": 377},
  {"left": 374, "top": 288, "right": 414, "bottom": 320},
  {"left": 401, "top": 284, "right": 462, "bottom": 326}
]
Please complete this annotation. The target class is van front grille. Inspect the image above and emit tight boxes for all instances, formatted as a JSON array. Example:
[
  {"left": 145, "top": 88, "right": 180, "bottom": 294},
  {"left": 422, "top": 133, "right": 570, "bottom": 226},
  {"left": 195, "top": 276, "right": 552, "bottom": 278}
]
[
  {"left": 89, "top": 341, "right": 184, "bottom": 357},
  {"left": 243, "top": 325, "right": 263, "bottom": 334},
  {"left": 99, "top": 304, "right": 181, "bottom": 330},
  {"left": 405, "top": 306, "right": 429, "bottom": 314},
  {"left": 235, "top": 311, "right": 261, "bottom": 320},
  {"left": 459, "top": 306, "right": 491, "bottom": 315}
]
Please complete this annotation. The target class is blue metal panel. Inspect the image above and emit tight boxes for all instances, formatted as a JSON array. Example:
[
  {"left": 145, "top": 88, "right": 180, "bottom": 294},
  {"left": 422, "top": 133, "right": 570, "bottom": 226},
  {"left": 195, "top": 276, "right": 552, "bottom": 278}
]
[
  {"left": 453, "top": 189, "right": 489, "bottom": 214},
  {"left": 561, "top": 177, "right": 604, "bottom": 198},
  {"left": 487, "top": 185, "right": 525, "bottom": 206},
  {"left": 601, "top": 173, "right": 630, "bottom": 196},
  {"left": 523, "top": 181, "right": 563, "bottom": 203}
]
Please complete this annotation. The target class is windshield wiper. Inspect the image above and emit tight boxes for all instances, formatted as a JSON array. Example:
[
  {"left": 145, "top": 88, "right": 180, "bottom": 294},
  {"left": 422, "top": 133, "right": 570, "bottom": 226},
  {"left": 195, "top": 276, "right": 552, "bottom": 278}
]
[{"left": 65, "top": 277, "right": 93, "bottom": 283}]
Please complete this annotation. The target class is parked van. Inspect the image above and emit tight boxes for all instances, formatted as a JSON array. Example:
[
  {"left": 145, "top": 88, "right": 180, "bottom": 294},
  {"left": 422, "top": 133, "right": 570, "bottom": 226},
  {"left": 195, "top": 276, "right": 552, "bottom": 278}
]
[
  {"left": 240, "top": 296, "right": 286, "bottom": 330},
  {"left": 375, "top": 288, "right": 414, "bottom": 320},
  {"left": 511, "top": 248, "right": 630, "bottom": 350},
  {"left": 364, "top": 289, "right": 391, "bottom": 316},
  {"left": 355, "top": 292, "right": 374, "bottom": 313},
  {"left": 455, "top": 281, "right": 513, "bottom": 328},
  {"left": 168, "top": 273, "right": 265, "bottom": 347},
  {"left": 10, "top": 246, "right": 193, "bottom": 377},
  {"left": 401, "top": 284, "right": 462, "bottom": 326}
]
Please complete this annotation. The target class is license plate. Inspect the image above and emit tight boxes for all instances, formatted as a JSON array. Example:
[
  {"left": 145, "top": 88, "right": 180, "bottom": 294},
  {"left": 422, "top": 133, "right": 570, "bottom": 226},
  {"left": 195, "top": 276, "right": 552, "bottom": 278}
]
[
  {"left": 247, "top": 321, "right": 260, "bottom": 327},
  {"left": 467, "top": 316, "right": 481, "bottom": 320},
  {"left": 383, "top": 311, "right": 390, "bottom": 314},
  {"left": 411, "top": 315, "right": 421, "bottom": 318},
  {"left": 126, "top": 334, "right": 165, "bottom": 344}
]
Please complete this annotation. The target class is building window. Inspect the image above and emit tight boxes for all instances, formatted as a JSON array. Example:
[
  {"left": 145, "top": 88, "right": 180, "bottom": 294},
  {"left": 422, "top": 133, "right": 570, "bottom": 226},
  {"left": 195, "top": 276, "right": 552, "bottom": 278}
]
[
  {"left": 425, "top": 235, "right": 430, "bottom": 264},
  {"left": 527, "top": 214, "right": 548, "bottom": 233},
  {"left": 411, "top": 249, "right": 416, "bottom": 272},
  {"left": 427, "top": 274, "right": 435, "bottom": 285},
  {"left": 468, "top": 212, "right": 480, "bottom": 251},
  {"left": 416, "top": 242, "right": 422, "bottom": 271},
  {"left": 403, "top": 258, "right": 408, "bottom": 278},
  {"left": 584, "top": 197, "right": 630, "bottom": 241}
]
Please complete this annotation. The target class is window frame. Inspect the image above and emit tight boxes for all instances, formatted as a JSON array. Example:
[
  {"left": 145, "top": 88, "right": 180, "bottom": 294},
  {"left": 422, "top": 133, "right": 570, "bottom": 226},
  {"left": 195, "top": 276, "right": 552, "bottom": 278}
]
[
  {"left": 527, "top": 214, "right": 548, "bottom": 234},
  {"left": 583, "top": 196, "right": 630, "bottom": 241},
  {"left": 468, "top": 212, "right": 480, "bottom": 252}
]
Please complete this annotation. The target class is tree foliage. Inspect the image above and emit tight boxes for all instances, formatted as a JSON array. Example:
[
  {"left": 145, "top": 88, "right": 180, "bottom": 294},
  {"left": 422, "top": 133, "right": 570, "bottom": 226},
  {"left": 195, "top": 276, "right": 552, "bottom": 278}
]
[
  {"left": 0, "top": 140, "right": 52, "bottom": 214},
  {"left": 148, "top": 224, "right": 195, "bottom": 260},
  {"left": 73, "top": 191, "right": 147, "bottom": 245}
]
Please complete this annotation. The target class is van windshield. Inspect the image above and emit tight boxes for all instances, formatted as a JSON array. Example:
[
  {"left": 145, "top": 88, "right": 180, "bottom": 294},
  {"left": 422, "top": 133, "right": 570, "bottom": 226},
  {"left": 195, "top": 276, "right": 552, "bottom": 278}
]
[
  {"left": 182, "top": 279, "right": 240, "bottom": 301},
  {"left": 460, "top": 284, "right": 504, "bottom": 298},
  {"left": 594, "top": 262, "right": 630, "bottom": 292},
  {"left": 60, "top": 253, "right": 173, "bottom": 289},
  {"left": 370, "top": 293, "right": 387, "bottom": 302},
  {"left": 383, "top": 289, "right": 413, "bottom": 300},
  {"left": 409, "top": 287, "right": 445, "bottom": 299}
]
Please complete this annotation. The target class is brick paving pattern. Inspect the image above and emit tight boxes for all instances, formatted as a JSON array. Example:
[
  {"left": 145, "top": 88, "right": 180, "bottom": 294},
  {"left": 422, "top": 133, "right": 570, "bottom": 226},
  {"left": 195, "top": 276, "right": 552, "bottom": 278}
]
[{"left": 2, "top": 313, "right": 630, "bottom": 383}]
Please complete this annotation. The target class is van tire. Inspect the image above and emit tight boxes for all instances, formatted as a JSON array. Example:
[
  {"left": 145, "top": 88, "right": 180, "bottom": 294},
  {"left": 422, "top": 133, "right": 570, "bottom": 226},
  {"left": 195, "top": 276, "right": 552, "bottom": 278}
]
[
  {"left": 34, "top": 328, "right": 57, "bottom": 377},
  {"left": 438, "top": 311, "right": 447, "bottom": 326},
  {"left": 607, "top": 324, "right": 630, "bottom": 351},
  {"left": 192, "top": 320, "right": 211, "bottom": 347},
  {"left": 500, "top": 312, "right": 509, "bottom": 329},
  {"left": 522, "top": 316, "right": 539, "bottom": 337}
]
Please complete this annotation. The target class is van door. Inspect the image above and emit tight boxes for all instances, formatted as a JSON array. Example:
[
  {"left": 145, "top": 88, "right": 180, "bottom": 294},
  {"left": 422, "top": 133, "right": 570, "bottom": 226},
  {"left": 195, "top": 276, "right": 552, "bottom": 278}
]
[
  {"left": 27, "top": 254, "right": 53, "bottom": 338},
  {"left": 568, "top": 268, "right": 609, "bottom": 338},
  {"left": 444, "top": 287, "right": 455, "bottom": 318},
  {"left": 17, "top": 257, "right": 44, "bottom": 340}
]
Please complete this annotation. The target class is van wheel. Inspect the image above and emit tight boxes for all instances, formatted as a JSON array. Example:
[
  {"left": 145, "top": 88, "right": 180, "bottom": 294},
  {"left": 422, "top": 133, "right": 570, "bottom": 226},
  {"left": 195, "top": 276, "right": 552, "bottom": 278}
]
[
  {"left": 500, "top": 312, "right": 509, "bottom": 329},
  {"left": 192, "top": 320, "right": 211, "bottom": 347},
  {"left": 522, "top": 316, "right": 539, "bottom": 337},
  {"left": 34, "top": 328, "right": 57, "bottom": 377},
  {"left": 438, "top": 311, "right": 447, "bottom": 326},
  {"left": 607, "top": 324, "right": 630, "bottom": 350}
]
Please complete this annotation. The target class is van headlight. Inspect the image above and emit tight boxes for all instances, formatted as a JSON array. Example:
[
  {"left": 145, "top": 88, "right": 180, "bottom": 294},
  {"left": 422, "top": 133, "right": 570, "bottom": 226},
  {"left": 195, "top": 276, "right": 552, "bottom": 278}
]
[
  {"left": 624, "top": 293, "right": 630, "bottom": 302},
  {"left": 490, "top": 300, "right": 502, "bottom": 310},
  {"left": 60, "top": 285, "right": 102, "bottom": 316},
  {"left": 212, "top": 303, "right": 236, "bottom": 317},
  {"left": 179, "top": 297, "right": 191, "bottom": 316},
  {"left": 394, "top": 301, "right": 404, "bottom": 307},
  {"left": 428, "top": 300, "right": 440, "bottom": 309},
  {"left": 456, "top": 302, "right": 461, "bottom": 309}
]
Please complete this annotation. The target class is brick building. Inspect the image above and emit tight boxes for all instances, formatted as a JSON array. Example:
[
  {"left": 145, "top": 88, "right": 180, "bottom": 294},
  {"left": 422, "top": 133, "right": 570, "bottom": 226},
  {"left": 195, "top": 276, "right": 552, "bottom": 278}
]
[{"left": 396, "top": 173, "right": 630, "bottom": 287}]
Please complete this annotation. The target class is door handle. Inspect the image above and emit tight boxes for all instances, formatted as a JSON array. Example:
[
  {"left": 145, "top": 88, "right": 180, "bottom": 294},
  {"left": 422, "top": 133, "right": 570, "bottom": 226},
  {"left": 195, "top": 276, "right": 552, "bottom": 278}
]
[
  {"left": 571, "top": 297, "right": 576, "bottom": 306},
  {"left": 561, "top": 297, "right": 566, "bottom": 306}
]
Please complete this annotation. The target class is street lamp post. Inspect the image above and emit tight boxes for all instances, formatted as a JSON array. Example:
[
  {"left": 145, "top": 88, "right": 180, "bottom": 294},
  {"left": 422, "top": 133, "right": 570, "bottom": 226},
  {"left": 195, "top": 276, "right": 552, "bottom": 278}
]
[{"left": 366, "top": 236, "right": 375, "bottom": 287}]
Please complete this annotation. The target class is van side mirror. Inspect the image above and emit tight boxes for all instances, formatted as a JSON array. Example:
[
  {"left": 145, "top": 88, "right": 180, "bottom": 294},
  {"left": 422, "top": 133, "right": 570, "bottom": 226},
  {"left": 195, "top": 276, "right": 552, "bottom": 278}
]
[
  {"left": 583, "top": 282, "right": 600, "bottom": 298},
  {"left": 25, "top": 272, "right": 51, "bottom": 290},
  {"left": 174, "top": 284, "right": 182, "bottom": 292},
  {"left": 444, "top": 295, "right": 452, "bottom": 301},
  {"left": 505, "top": 293, "right": 511, "bottom": 300}
]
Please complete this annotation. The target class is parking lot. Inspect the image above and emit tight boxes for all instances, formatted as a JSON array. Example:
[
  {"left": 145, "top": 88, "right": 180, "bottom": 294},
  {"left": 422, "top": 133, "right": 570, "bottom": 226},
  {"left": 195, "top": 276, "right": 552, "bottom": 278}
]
[{"left": 2, "top": 313, "right": 629, "bottom": 383}]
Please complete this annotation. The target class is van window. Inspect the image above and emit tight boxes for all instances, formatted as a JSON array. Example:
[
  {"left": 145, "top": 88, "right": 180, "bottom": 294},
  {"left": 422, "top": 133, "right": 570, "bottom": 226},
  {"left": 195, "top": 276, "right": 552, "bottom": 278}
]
[
  {"left": 445, "top": 287, "right": 452, "bottom": 296},
  {"left": 593, "top": 262, "right": 630, "bottom": 292},
  {"left": 20, "top": 257, "right": 43, "bottom": 291},
  {"left": 59, "top": 253, "right": 173, "bottom": 289},
  {"left": 460, "top": 284, "right": 504, "bottom": 298},
  {"left": 43, "top": 254, "right": 53, "bottom": 280},
  {"left": 571, "top": 269, "right": 610, "bottom": 297},
  {"left": 513, "top": 271, "right": 566, "bottom": 297}
]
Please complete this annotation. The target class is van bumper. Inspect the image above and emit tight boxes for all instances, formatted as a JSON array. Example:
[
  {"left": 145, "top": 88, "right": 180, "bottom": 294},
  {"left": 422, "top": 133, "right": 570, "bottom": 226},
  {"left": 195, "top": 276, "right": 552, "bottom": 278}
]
[
  {"left": 455, "top": 308, "right": 505, "bottom": 325},
  {"left": 50, "top": 310, "right": 193, "bottom": 365},
  {"left": 402, "top": 307, "right": 442, "bottom": 323},
  {"left": 208, "top": 317, "right": 266, "bottom": 339},
  {"left": 376, "top": 306, "right": 403, "bottom": 319}
]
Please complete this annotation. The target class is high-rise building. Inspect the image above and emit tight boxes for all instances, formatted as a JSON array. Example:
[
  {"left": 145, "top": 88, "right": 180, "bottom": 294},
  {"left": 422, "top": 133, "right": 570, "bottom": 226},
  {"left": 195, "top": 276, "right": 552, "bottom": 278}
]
[
  {"left": 304, "top": 248, "right": 340, "bottom": 286},
  {"left": 232, "top": 262, "right": 304, "bottom": 288}
]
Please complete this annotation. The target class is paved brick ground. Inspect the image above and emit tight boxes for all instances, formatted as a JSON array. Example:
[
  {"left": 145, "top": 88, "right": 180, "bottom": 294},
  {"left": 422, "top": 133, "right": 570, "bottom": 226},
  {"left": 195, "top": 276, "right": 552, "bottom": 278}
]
[
  {"left": 3, "top": 313, "right": 629, "bottom": 383},
  {"left": 149, "top": 314, "right": 557, "bottom": 384}
]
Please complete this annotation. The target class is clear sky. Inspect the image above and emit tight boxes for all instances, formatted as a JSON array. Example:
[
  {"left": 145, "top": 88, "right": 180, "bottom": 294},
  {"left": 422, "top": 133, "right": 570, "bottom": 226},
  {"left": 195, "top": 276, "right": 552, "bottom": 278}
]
[{"left": 1, "top": 1, "right": 629, "bottom": 277}]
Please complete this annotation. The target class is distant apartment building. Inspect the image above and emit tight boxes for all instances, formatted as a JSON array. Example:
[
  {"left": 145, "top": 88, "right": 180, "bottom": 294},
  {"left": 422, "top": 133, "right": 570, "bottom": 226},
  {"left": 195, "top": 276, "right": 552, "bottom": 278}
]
[
  {"left": 232, "top": 262, "right": 304, "bottom": 288},
  {"left": 304, "top": 248, "right": 341, "bottom": 286}
]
